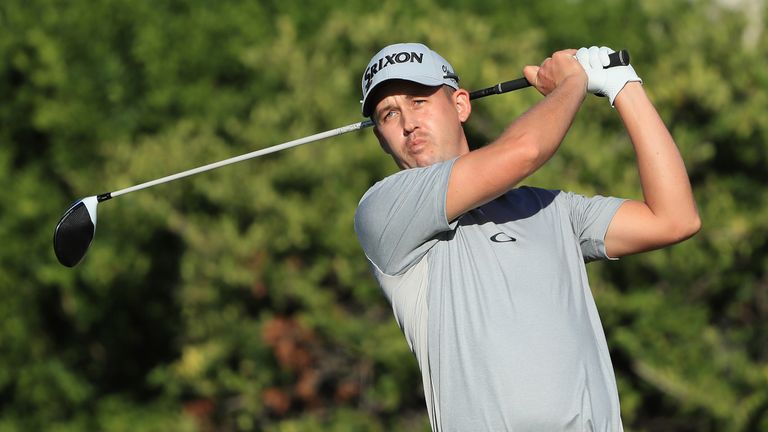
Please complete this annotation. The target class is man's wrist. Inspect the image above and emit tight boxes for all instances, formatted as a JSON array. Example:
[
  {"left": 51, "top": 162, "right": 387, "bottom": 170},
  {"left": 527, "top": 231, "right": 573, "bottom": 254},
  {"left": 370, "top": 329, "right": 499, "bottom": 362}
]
[
  {"left": 612, "top": 82, "right": 645, "bottom": 109},
  {"left": 558, "top": 74, "right": 588, "bottom": 100}
]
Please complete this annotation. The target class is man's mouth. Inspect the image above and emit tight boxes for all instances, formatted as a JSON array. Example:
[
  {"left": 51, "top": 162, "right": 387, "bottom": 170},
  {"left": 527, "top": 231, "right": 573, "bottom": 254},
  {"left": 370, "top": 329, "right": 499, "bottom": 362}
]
[{"left": 407, "top": 136, "right": 427, "bottom": 152}]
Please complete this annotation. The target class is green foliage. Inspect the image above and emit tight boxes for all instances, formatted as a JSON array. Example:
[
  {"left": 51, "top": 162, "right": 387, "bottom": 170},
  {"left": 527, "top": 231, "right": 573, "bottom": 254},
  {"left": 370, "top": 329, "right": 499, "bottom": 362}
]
[{"left": 1, "top": 0, "right": 767, "bottom": 430}]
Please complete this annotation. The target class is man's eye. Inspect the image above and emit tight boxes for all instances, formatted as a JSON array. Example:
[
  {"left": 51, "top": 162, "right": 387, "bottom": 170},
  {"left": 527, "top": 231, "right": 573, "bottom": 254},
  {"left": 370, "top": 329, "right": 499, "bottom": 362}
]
[
  {"left": 414, "top": 99, "right": 426, "bottom": 105},
  {"left": 376, "top": 111, "right": 395, "bottom": 124}
]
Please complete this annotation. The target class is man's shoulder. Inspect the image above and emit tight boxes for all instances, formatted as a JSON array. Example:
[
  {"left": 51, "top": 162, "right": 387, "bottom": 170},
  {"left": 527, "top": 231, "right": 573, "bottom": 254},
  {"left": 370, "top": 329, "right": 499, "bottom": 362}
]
[
  {"left": 358, "top": 159, "right": 457, "bottom": 205},
  {"left": 357, "top": 169, "right": 407, "bottom": 206}
]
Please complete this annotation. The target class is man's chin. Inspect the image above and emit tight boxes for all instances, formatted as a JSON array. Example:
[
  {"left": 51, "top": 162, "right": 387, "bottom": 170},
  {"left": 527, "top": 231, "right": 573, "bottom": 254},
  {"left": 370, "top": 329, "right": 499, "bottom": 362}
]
[
  {"left": 414, "top": 154, "right": 447, "bottom": 168},
  {"left": 396, "top": 152, "right": 444, "bottom": 169}
]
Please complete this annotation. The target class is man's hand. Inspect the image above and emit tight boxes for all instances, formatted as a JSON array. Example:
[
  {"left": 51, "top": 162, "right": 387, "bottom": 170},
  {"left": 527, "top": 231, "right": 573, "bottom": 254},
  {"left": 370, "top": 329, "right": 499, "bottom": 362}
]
[
  {"left": 523, "top": 49, "right": 587, "bottom": 96},
  {"left": 575, "top": 46, "right": 642, "bottom": 106}
]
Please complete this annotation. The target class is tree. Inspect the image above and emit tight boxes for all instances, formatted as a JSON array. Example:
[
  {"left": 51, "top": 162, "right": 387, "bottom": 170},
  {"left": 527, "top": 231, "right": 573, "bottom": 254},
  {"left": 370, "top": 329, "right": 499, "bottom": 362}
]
[{"left": 1, "top": 0, "right": 766, "bottom": 430}]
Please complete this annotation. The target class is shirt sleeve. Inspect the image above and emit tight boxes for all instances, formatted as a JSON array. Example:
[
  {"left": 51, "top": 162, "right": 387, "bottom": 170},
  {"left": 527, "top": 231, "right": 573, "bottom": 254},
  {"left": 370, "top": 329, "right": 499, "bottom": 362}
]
[
  {"left": 560, "top": 191, "right": 626, "bottom": 262},
  {"left": 354, "top": 159, "right": 456, "bottom": 275}
]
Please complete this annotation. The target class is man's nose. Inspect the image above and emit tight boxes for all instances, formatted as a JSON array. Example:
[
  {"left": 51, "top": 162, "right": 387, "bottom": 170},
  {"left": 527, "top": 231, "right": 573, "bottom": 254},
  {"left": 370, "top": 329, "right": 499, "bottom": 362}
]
[{"left": 401, "top": 108, "right": 418, "bottom": 133}]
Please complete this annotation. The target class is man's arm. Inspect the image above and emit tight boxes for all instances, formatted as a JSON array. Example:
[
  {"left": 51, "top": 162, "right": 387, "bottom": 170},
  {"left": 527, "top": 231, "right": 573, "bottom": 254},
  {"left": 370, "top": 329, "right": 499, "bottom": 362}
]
[
  {"left": 446, "top": 50, "right": 587, "bottom": 221},
  {"left": 604, "top": 82, "right": 701, "bottom": 257}
]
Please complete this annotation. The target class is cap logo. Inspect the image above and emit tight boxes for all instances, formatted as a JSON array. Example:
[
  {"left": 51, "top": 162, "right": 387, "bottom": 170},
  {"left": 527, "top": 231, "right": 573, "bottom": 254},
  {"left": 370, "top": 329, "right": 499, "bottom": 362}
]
[{"left": 364, "top": 51, "right": 424, "bottom": 92}]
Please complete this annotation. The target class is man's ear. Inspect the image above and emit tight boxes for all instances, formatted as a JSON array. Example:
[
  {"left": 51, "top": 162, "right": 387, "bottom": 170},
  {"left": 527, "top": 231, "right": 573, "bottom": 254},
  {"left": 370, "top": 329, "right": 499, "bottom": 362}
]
[
  {"left": 454, "top": 89, "right": 472, "bottom": 123},
  {"left": 373, "top": 126, "right": 393, "bottom": 155}
]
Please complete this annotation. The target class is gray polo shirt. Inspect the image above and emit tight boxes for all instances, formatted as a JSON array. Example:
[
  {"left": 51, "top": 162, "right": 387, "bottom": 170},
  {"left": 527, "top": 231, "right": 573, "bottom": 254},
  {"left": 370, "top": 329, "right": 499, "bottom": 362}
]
[{"left": 355, "top": 158, "right": 625, "bottom": 431}]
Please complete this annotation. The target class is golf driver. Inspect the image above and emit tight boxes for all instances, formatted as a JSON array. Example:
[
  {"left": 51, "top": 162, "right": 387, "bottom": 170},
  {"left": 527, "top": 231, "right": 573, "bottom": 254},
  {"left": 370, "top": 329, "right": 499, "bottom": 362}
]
[{"left": 54, "top": 49, "right": 630, "bottom": 267}]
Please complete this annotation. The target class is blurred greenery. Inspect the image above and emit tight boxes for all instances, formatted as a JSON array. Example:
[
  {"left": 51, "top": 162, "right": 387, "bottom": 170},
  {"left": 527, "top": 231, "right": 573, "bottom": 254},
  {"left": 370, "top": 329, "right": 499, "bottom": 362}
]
[{"left": 1, "top": 0, "right": 766, "bottom": 430}]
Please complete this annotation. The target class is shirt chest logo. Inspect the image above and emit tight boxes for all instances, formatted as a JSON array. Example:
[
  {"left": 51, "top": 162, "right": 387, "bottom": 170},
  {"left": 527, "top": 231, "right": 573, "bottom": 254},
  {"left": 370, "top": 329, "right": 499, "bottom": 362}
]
[{"left": 490, "top": 232, "right": 517, "bottom": 243}]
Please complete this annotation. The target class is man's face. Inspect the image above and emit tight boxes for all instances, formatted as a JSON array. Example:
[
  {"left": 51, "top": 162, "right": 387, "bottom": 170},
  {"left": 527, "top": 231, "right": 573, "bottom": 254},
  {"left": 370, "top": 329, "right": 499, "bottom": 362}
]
[{"left": 371, "top": 80, "right": 471, "bottom": 170}]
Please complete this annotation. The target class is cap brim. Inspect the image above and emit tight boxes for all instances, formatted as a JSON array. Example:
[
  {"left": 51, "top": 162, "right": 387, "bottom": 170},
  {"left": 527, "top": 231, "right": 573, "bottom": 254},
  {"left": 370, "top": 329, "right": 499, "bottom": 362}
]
[{"left": 362, "top": 76, "right": 447, "bottom": 117}]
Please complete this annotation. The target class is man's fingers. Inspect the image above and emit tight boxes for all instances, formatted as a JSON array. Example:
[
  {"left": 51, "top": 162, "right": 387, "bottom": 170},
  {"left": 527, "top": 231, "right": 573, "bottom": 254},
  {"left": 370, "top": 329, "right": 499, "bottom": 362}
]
[
  {"left": 557, "top": 48, "right": 579, "bottom": 57},
  {"left": 524, "top": 49, "right": 584, "bottom": 96},
  {"left": 575, "top": 47, "right": 589, "bottom": 64},
  {"left": 523, "top": 65, "right": 540, "bottom": 87},
  {"left": 598, "top": 46, "right": 611, "bottom": 67}
]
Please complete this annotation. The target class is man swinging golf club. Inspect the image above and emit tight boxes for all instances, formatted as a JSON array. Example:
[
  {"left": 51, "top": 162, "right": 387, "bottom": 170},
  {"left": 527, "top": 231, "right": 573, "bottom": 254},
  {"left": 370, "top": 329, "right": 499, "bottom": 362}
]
[{"left": 354, "top": 43, "right": 700, "bottom": 430}]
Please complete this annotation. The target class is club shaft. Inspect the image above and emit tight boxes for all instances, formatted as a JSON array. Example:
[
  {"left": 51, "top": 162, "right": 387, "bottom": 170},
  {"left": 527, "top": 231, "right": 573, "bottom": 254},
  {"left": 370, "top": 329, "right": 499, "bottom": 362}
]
[{"left": 105, "top": 119, "right": 375, "bottom": 200}]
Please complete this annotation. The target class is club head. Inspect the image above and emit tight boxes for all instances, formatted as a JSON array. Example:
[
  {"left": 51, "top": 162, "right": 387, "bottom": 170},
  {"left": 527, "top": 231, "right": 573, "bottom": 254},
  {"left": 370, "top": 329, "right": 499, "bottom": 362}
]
[{"left": 54, "top": 196, "right": 98, "bottom": 267}]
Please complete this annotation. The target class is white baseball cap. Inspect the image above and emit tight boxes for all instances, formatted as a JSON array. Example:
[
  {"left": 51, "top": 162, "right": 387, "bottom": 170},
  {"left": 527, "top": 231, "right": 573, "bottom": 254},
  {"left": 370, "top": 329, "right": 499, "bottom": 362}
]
[{"left": 360, "top": 42, "right": 460, "bottom": 117}]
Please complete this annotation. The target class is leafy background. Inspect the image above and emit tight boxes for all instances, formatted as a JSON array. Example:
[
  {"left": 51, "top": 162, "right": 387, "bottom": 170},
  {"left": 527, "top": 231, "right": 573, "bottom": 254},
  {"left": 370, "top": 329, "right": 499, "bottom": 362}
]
[{"left": 1, "top": 0, "right": 766, "bottom": 430}]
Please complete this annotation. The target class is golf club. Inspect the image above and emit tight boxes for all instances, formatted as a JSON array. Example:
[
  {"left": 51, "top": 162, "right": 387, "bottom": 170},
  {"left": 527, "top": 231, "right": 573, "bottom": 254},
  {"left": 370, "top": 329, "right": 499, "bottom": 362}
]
[{"left": 54, "top": 49, "right": 630, "bottom": 267}]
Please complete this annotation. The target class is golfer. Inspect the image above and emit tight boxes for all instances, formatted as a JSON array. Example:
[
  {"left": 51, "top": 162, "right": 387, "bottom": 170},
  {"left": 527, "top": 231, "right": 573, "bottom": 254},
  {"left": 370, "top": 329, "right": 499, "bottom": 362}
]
[{"left": 354, "top": 43, "right": 700, "bottom": 431}]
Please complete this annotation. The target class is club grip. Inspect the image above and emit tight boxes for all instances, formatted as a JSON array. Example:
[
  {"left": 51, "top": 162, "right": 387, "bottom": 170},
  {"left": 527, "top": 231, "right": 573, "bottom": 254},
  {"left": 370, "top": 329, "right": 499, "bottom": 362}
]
[
  {"left": 607, "top": 49, "right": 630, "bottom": 67},
  {"left": 469, "top": 78, "right": 529, "bottom": 100},
  {"left": 469, "top": 49, "right": 630, "bottom": 100}
]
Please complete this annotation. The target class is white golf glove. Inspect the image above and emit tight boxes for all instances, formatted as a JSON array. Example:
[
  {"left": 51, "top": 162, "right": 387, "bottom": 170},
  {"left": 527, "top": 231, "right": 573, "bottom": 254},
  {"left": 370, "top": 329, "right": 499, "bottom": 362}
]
[{"left": 575, "top": 46, "right": 642, "bottom": 106}]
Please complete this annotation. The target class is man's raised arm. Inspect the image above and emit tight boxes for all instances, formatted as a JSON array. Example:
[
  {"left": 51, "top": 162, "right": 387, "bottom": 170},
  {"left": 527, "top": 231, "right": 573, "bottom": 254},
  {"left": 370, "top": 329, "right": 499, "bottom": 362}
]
[
  {"left": 447, "top": 49, "right": 587, "bottom": 221},
  {"left": 605, "top": 82, "right": 701, "bottom": 256},
  {"left": 574, "top": 46, "right": 700, "bottom": 256}
]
